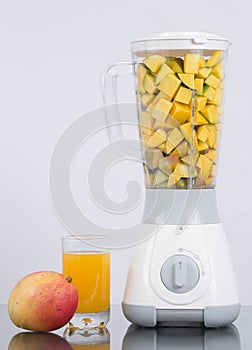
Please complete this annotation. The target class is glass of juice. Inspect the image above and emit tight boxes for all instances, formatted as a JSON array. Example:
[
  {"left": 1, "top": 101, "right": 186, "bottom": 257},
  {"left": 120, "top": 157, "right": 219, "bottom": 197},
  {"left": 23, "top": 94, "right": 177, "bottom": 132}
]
[{"left": 62, "top": 235, "right": 110, "bottom": 331}]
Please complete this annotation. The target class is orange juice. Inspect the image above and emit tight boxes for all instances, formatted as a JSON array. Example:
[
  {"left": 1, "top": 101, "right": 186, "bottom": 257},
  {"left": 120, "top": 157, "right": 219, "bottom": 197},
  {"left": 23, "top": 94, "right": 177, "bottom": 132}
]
[{"left": 62, "top": 252, "right": 110, "bottom": 313}]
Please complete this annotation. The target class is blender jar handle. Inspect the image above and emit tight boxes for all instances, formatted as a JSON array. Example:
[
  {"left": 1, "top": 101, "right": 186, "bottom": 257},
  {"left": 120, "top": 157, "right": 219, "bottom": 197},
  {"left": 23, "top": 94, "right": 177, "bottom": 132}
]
[{"left": 102, "top": 62, "right": 136, "bottom": 143}]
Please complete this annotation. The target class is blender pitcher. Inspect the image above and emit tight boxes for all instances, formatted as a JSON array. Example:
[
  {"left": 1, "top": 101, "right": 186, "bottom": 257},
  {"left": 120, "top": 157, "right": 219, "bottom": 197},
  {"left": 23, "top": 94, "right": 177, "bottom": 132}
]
[
  {"left": 103, "top": 32, "right": 227, "bottom": 191},
  {"left": 103, "top": 33, "right": 240, "bottom": 328}
]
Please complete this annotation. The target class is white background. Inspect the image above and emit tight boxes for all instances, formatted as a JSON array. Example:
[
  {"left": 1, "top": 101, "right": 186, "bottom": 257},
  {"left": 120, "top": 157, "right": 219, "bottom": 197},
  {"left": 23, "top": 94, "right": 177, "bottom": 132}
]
[{"left": 0, "top": 0, "right": 252, "bottom": 305}]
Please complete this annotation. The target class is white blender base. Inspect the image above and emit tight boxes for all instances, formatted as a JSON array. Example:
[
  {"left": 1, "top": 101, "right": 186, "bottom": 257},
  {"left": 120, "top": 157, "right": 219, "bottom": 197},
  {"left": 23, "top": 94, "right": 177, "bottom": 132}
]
[{"left": 122, "top": 223, "right": 240, "bottom": 327}]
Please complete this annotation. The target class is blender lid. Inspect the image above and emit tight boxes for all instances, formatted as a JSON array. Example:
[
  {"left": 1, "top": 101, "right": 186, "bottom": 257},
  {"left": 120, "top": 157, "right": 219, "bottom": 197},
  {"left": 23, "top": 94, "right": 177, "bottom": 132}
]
[{"left": 131, "top": 31, "right": 231, "bottom": 55}]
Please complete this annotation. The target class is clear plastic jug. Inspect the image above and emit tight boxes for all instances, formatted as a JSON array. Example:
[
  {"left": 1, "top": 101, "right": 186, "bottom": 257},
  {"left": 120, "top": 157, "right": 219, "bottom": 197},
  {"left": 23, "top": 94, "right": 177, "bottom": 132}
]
[{"left": 103, "top": 32, "right": 230, "bottom": 190}]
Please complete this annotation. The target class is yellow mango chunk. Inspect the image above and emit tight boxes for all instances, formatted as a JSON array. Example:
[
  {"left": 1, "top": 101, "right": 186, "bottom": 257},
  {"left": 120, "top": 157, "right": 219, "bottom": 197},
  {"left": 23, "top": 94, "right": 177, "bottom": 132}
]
[
  {"left": 206, "top": 50, "right": 223, "bottom": 67},
  {"left": 167, "top": 174, "right": 182, "bottom": 188},
  {"left": 205, "top": 149, "right": 218, "bottom": 163},
  {"left": 144, "top": 74, "right": 158, "bottom": 94},
  {"left": 195, "top": 96, "right": 207, "bottom": 112},
  {"left": 167, "top": 57, "right": 184, "bottom": 73},
  {"left": 141, "top": 112, "right": 154, "bottom": 135},
  {"left": 145, "top": 148, "right": 164, "bottom": 169},
  {"left": 141, "top": 93, "right": 155, "bottom": 106},
  {"left": 211, "top": 62, "right": 224, "bottom": 80},
  {"left": 194, "top": 78, "right": 204, "bottom": 95},
  {"left": 205, "top": 74, "right": 220, "bottom": 89},
  {"left": 194, "top": 111, "right": 209, "bottom": 125},
  {"left": 208, "top": 88, "right": 223, "bottom": 106},
  {"left": 196, "top": 154, "right": 213, "bottom": 178},
  {"left": 178, "top": 73, "right": 194, "bottom": 89},
  {"left": 158, "top": 142, "right": 166, "bottom": 152},
  {"left": 184, "top": 53, "right": 201, "bottom": 74},
  {"left": 174, "top": 162, "right": 198, "bottom": 178},
  {"left": 152, "top": 169, "right": 169, "bottom": 186},
  {"left": 197, "top": 67, "right": 212, "bottom": 79},
  {"left": 202, "top": 85, "right": 216, "bottom": 100},
  {"left": 164, "top": 115, "right": 181, "bottom": 129},
  {"left": 158, "top": 74, "right": 181, "bottom": 99},
  {"left": 197, "top": 141, "right": 209, "bottom": 153},
  {"left": 155, "top": 63, "right": 174, "bottom": 85},
  {"left": 202, "top": 105, "right": 220, "bottom": 124},
  {"left": 159, "top": 155, "right": 179, "bottom": 175},
  {"left": 199, "top": 56, "right": 206, "bottom": 68},
  {"left": 152, "top": 98, "right": 173, "bottom": 122},
  {"left": 146, "top": 91, "right": 171, "bottom": 113},
  {"left": 180, "top": 122, "right": 192, "bottom": 143},
  {"left": 197, "top": 125, "right": 210, "bottom": 142},
  {"left": 165, "top": 128, "right": 184, "bottom": 154},
  {"left": 206, "top": 124, "right": 217, "bottom": 148},
  {"left": 141, "top": 133, "right": 150, "bottom": 148},
  {"left": 210, "top": 164, "right": 217, "bottom": 178},
  {"left": 181, "top": 153, "right": 199, "bottom": 167},
  {"left": 176, "top": 139, "right": 188, "bottom": 157},
  {"left": 144, "top": 55, "right": 166, "bottom": 74},
  {"left": 170, "top": 102, "right": 191, "bottom": 124},
  {"left": 174, "top": 86, "right": 192, "bottom": 104},
  {"left": 147, "top": 129, "right": 167, "bottom": 147},
  {"left": 137, "top": 64, "right": 147, "bottom": 93}
]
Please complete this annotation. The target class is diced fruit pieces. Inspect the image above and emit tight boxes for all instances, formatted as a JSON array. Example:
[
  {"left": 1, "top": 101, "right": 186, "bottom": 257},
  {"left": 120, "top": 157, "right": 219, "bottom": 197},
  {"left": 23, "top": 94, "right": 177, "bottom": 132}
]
[
  {"left": 158, "top": 73, "right": 181, "bottom": 99},
  {"left": 184, "top": 53, "right": 201, "bottom": 74},
  {"left": 170, "top": 102, "right": 191, "bottom": 124},
  {"left": 206, "top": 50, "right": 223, "bottom": 67},
  {"left": 152, "top": 169, "right": 169, "bottom": 186},
  {"left": 141, "top": 111, "right": 154, "bottom": 132},
  {"left": 181, "top": 153, "right": 199, "bottom": 167},
  {"left": 205, "top": 149, "right": 218, "bottom": 163},
  {"left": 167, "top": 57, "right": 183, "bottom": 73},
  {"left": 180, "top": 122, "right": 192, "bottom": 143},
  {"left": 146, "top": 92, "right": 171, "bottom": 113},
  {"left": 143, "top": 55, "right": 166, "bottom": 74},
  {"left": 147, "top": 129, "right": 167, "bottom": 147},
  {"left": 145, "top": 148, "right": 163, "bottom": 169},
  {"left": 197, "top": 67, "right": 212, "bottom": 79},
  {"left": 176, "top": 139, "right": 188, "bottom": 157},
  {"left": 211, "top": 62, "right": 224, "bottom": 80},
  {"left": 195, "top": 96, "right": 207, "bottom": 112},
  {"left": 202, "top": 85, "right": 216, "bottom": 100},
  {"left": 194, "top": 78, "right": 204, "bottom": 95},
  {"left": 144, "top": 74, "right": 158, "bottom": 94},
  {"left": 197, "top": 141, "right": 209, "bottom": 152},
  {"left": 165, "top": 128, "right": 184, "bottom": 154},
  {"left": 197, "top": 125, "right": 210, "bottom": 142},
  {"left": 155, "top": 63, "right": 174, "bottom": 85},
  {"left": 201, "top": 105, "right": 220, "bottom": 124},
  {"left": 206, "top": 124, "right": 217, "bottom": 148},
  {"left": 152, "top": 98, "right": 173, "bottom": 122},
  {"left": 208, "top": 88, "right": 223, "bottom": 106},
  {"left": 159, "top": 155, "right": 179, "bottom": 175},
  {"left": 194, "top": 111, "right": 209, "bottom": 125},
  {"left": 178, "top": 73, "right": 194, "bottom": 89},
  {"left": 196, "top": 154, "right": 213, "bottom": 177},
  {"left": 137, "top": 64, "right": 147, "bottom": 94},
  {"left": 141, "top": 93, "right": 155, "bottom": 106},
  {"left": 205, "top": 74, "right": 220, "bottom": 89},
  {"left": 167, "top": 174, "right": 182, "bottom": 188},
  {"left": 174, "top": 86, "right": 192, "bottom": 104},
  {"left": 174, "top": 162, "right": 198, "bottom": 178}
]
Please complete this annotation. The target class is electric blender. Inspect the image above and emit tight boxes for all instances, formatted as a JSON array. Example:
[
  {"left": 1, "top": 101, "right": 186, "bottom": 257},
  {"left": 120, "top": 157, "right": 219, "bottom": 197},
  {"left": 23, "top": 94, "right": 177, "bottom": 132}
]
[{"left": 103, "top": 32, "right": 240, "bottom": 327}]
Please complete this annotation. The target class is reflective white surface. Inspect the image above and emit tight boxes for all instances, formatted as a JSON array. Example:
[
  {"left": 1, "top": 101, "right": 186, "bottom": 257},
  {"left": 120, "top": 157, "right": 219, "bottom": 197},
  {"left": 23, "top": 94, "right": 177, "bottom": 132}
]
[{"left": 1, "top": 305, "right": 252, "bottom": 349}]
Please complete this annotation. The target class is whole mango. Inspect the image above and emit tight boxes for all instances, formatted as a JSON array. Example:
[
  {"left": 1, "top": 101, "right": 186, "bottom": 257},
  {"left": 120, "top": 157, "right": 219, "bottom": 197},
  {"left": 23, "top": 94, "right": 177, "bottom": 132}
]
[
  {"left": 8, "top": 271, "right": 78, "bottom": 332},
  {"left": 8, "top": 332, "right": 73, "bottom": 350}
]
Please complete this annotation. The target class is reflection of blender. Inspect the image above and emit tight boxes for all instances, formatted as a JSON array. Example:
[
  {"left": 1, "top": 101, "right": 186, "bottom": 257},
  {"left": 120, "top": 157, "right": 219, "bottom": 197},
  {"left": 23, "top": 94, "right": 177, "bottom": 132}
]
[
  {"left": 122, "top": 324, "right": 241, "bottom": 350},
  {"left": 103, "top": 32, "right": 240, "bottom": 327}
]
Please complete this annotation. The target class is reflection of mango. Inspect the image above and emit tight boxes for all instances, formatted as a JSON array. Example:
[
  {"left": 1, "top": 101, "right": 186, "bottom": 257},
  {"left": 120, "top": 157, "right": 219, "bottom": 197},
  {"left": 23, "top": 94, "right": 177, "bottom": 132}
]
[{"left": 9, "top": 332, "right": 73, "bottom": 350}]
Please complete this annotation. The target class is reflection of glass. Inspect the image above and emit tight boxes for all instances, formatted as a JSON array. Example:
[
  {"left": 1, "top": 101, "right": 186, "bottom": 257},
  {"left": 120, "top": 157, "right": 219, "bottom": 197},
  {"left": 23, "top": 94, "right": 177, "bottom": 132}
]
[
  {"left": 62, "top": 235, "right": 110, "bottom": 330},
  {"left": 63, "top": 325, "right": 110, "bottom": 349},
  {"left": 122, "top": 325, "right": 241, "bottom": 350},
  {"left": 8, "top": 331, "right": 73, "bottom": 349}
]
